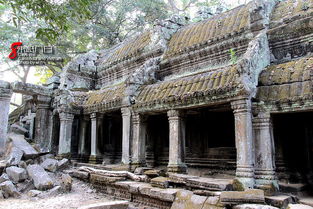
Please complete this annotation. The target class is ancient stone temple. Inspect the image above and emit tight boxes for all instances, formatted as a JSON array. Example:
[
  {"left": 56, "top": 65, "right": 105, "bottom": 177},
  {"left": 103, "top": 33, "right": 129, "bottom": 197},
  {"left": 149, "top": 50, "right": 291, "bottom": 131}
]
[{"left": 1, "top": 0, "right": 313, "bottom": 195}]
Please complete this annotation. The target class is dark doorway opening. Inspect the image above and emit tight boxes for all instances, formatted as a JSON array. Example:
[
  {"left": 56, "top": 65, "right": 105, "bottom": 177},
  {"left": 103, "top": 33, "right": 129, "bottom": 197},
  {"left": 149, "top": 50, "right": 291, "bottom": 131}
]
[
  {"left": 273, "top": 112, "right": 313, "bottom": 193},
  {"left": 146, "top": 114, "right": 169, "bottom": 167},
  {"left": 51, "top": 114, "right": 60, "bottom": 155},
  {"left": 102, "top": 111, "right": 122, "bottom": 164},
  {"left": 185, "top": 107, "right": 236, "bottom": 176}
]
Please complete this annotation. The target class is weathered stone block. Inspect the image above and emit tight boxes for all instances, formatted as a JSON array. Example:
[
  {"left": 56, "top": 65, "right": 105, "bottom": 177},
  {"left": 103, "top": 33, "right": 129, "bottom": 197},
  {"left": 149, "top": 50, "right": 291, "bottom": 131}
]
[
  {"left": 220, "top": 189, "right": 265, "bottom": 204},
  {"left": 9, "top": 134, "right": 38, "bottom": 159},
  {"left": 265, "top": 195, "right": 295, "bottom": 208},
  {"left": 57, "top": 158, "right": 70, "bottom": 170},
  {"left": 287, "top": 204, "right": 313, "bottom": 209},
  {"left": 0, "top": 180, "right": 20, "bottom": 198},
  {"left": 61, "top": 173, "right": 72, "bottom": 192},
  {"left": 171, "top": 190, "right": 207, "bottom": 209},
  {"left": 46, "top": 185, "right": 63, "bottom": 196},
  {"left": 18, "top": 161, "right": 27, "bottom": 169},
  {"left": 78, "top": 200, "right": 129, "bottom": 209},
  {"left": 27, "top": 164, "right": 54, "bottom": 190},
  {"left": 90, "top": 173, "right": 126, "bottom": 185},
  {"left": 233, "top": 204, "right": 279, "bottom": 209},
  {"left": 144, "top": 169, "right": 163, "bottom": 177},
  {"left": 150, "top": 188, "right": 181, "bottom": 202},
  {"left": 186, "top": 177, "right": 233, "bottom": 191},
  {"left": 129, "top": 182, "right": 151, "bottom": 194},
  {"left": 10, "top": 124, "right": 28, "bottom": 135},
  {"left": 151, "top": 176, "right": 170, "bottom": 188},
  {"left": 27, "top": 189, "right": 42, "bottom": 197},
  {"left": 70, "top": 170, "right": 90, "bottom": 180},
  {"left": 0, "top": 173, "right": 9, "bottom": 183},
  {"left": 41, "top": 158, "right": 58, "bottom": 172},
  {"left": 7, "top": 147, "right": 23, "bottom": 166},
  {"left": 6, "top": 166, "right": 28, "bottom": 182},
  {"left": 134, "top": 167, "right": 151, "bottom": 175}
]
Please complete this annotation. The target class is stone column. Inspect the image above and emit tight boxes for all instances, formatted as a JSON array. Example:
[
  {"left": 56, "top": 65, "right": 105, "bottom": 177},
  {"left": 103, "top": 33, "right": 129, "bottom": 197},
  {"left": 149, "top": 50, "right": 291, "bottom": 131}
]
[
  {"left": 131, "top": 112, "right": 147, "bottom": 167},
  {"left": 253, "top": 112, "right": 278, "bottom": 192},
  {"left": 35, "top": 95, "right": 52, "bottom": 152},
  {"left": 231, "top": 99, "right": 255, "bottom": 189},
  {"left": 0, "top": 81, "right": 12, "bottom": 155},
  {"left": 58, "top": 112, "right": 74, "bottom": 156},
  {"left": 90, "top": 113, "right": 103, "bottom": 163},
  {"left": 78, "top": 116, "right": 89, "bottom": 156},
  {"left": 121, "top": 108, "right": 131, "bottom": 165},
  {"left": 167, "top": 110, "right": 187, "bottom": 173}
]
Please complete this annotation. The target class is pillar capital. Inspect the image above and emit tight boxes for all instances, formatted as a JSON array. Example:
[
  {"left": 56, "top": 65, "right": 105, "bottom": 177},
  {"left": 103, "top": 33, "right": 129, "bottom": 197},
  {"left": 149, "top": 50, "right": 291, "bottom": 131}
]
[
  {"left": 0, "top": 80, "right": 12, "bottom": 100},
  {"left": 36, "top": 95, "right": 51, "bottom": 109},
  {"left": 121, "top": 107, "right": 131, "bottom": 117},
  {"left": 231, "top": 99, "right": 251, "bottom": 114},
  {"left": 167, "top": 109, "right": 184, "bottom": 119},
  {"left": 90, "top": 112, "right": 103, "bottom": 120},
  {"left": 253, "top": 112, "right": 271, "bottom": 129},
  {"left": 59, "top": 112, "right": 74, "bottom": 121},
  {"left": 132, "top": 112, "right": 147, "bottom": 124}
]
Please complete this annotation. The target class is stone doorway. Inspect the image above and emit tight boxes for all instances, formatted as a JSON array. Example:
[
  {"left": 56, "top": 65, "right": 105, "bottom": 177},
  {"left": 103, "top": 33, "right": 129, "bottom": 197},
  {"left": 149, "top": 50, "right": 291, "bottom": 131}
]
[
  {"left": 185, "top": 107, "right": 236, "bottom": 177},
  {"left": 146, "top": 113, "right": 169, "bottom": 168},
  {"left": 102, "top": 111, "right": 122, "bottom": 164},
  {"left": 51, "top": 114, "right": 60, "bottom": 155},
  {"left": 273, "top": 112, "right": 313, "bottom": 194}
]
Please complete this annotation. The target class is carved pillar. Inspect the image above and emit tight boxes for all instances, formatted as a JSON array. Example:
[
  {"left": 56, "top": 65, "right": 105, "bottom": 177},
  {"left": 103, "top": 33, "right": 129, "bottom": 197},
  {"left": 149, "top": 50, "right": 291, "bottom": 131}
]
[
  {"left": 58, "top": 112, "right": 74, "bottom": 156},
  {"left": 167, "top": 110, "right": 187, "bottom": 173},
  {"left": 121, "top": 108, "right": 131, "bottom": 165},
  {"left": 78, "top": 116, "right": 89, "bottom": 157},
  {"left": 253, "top": 112, "right": 278, "bottom": 192},
  {"left": 131, "top": 112, "right": 147, "bottom": 167},
  {"left": 90, "top": 112, "right": 103, "bottom": 163},
  {"left": 0, "top": 81, "right": 12, "bottom": 155},
  {"left": 35, "top": 95, "right": 52, "bottom": 152},
  {"left": 231, "top": 99, "right": 255, "bottom": 189}
]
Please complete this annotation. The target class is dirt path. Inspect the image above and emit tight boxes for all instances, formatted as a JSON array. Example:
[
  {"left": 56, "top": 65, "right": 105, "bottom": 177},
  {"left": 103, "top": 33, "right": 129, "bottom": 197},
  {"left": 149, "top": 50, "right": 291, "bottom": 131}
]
[{"left": 0, "top": 179, "right": 117, "bottom": 209}]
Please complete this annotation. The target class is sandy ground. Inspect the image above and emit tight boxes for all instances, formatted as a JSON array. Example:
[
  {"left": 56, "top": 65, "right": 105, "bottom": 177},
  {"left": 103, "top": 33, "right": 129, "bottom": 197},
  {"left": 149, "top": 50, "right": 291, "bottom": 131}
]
[{"left": 0, "top": 179, "right": 118, "bottom": 209}]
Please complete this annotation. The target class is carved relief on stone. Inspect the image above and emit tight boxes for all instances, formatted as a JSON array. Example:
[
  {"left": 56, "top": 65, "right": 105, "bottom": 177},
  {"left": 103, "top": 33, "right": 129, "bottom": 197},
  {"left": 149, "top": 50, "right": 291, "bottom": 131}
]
[
  {"left": 59, "top": 50, "right": 98, "bottom": 91},
  {"left": 149, "top": 14, "right": 189, "bottom": 50},
  {"left": 125, "top": 57, "right": 161, "bottom": 105}
]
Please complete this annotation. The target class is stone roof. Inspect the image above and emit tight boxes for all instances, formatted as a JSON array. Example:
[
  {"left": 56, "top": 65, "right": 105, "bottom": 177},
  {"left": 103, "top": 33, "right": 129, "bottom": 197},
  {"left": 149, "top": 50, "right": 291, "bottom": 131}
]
[
  {"left": 97, "top": 31, "right": 151, "bottom": 67},
  {"left": 164, "top": 3, "right": 251, "bottom": 59},
  {"left": 269, "top": 0, "right": 313, "bottom": 29},
  {"left": 83, "top": 82, "right": 125, "bottom": 113},
  {"left": 134, "top": 65, "right": 243, "bottom": 109},
  {"left": 256, "top": 56, "right": 313, "bottom": 103}
]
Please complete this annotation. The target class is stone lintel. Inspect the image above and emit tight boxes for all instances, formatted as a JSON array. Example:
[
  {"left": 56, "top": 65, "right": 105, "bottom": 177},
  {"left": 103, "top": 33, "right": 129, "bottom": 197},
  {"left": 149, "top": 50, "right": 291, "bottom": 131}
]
[{"left": 11, "top": 81, "right": 52, "bottom": 96}]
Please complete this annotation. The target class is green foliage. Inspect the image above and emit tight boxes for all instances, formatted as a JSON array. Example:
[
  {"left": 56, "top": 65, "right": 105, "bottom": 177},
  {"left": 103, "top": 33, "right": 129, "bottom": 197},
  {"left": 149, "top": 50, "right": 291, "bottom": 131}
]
[
  {"left": 0, "top": 0, "right": 239, "bottom": 84},
  {"left": 229, "top": 48, "right": 237, "bottom": 65}
]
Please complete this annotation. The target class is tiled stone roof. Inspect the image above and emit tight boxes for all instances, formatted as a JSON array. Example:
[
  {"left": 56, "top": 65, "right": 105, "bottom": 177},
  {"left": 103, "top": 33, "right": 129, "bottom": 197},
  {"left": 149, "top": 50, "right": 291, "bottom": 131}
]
[
  {"left": 257, "top": 56, "right": 313, "bottom": 102},
  {"left": 164, "top": 4, "right": 250, "bottom": 59},
  {"left": 134, "top": 65, "right": 243, "bottom": 109},
  {"left": 270, "top": 0, "right": 313, "bottom": 29},
  {"left": 97, "top": 31, "right": 151, "bottom": 67},
  {"left": 83, "top": 82, "right": 125, "bottom": 112}
]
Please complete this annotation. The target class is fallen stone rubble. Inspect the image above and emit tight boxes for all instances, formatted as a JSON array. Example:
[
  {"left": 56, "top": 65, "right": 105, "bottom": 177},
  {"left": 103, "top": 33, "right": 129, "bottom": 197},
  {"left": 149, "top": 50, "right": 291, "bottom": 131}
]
[
  {"left": 66, "top": 165, "right": 313, "bottom": 209},
  {"left": 0, "top": 133, "right": 72, "bottom": 199}
]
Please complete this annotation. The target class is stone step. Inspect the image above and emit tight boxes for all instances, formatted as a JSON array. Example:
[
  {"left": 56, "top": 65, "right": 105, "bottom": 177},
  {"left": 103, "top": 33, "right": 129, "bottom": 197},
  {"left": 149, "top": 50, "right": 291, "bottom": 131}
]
[
  {"left": 78, "top": 201, "right": 129, "bottom": 209},
  {"left": 265, "top": 195, "right": 296, "bottom": 208},
  {"left": 299, "top": 197, "right": 313, "bottom": 207},
  {"left": 279, "top": 182, "right": 308, "bottom": 195},
  {"left": 185, "top": 177, "right": 233, "bottom": 191}
]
